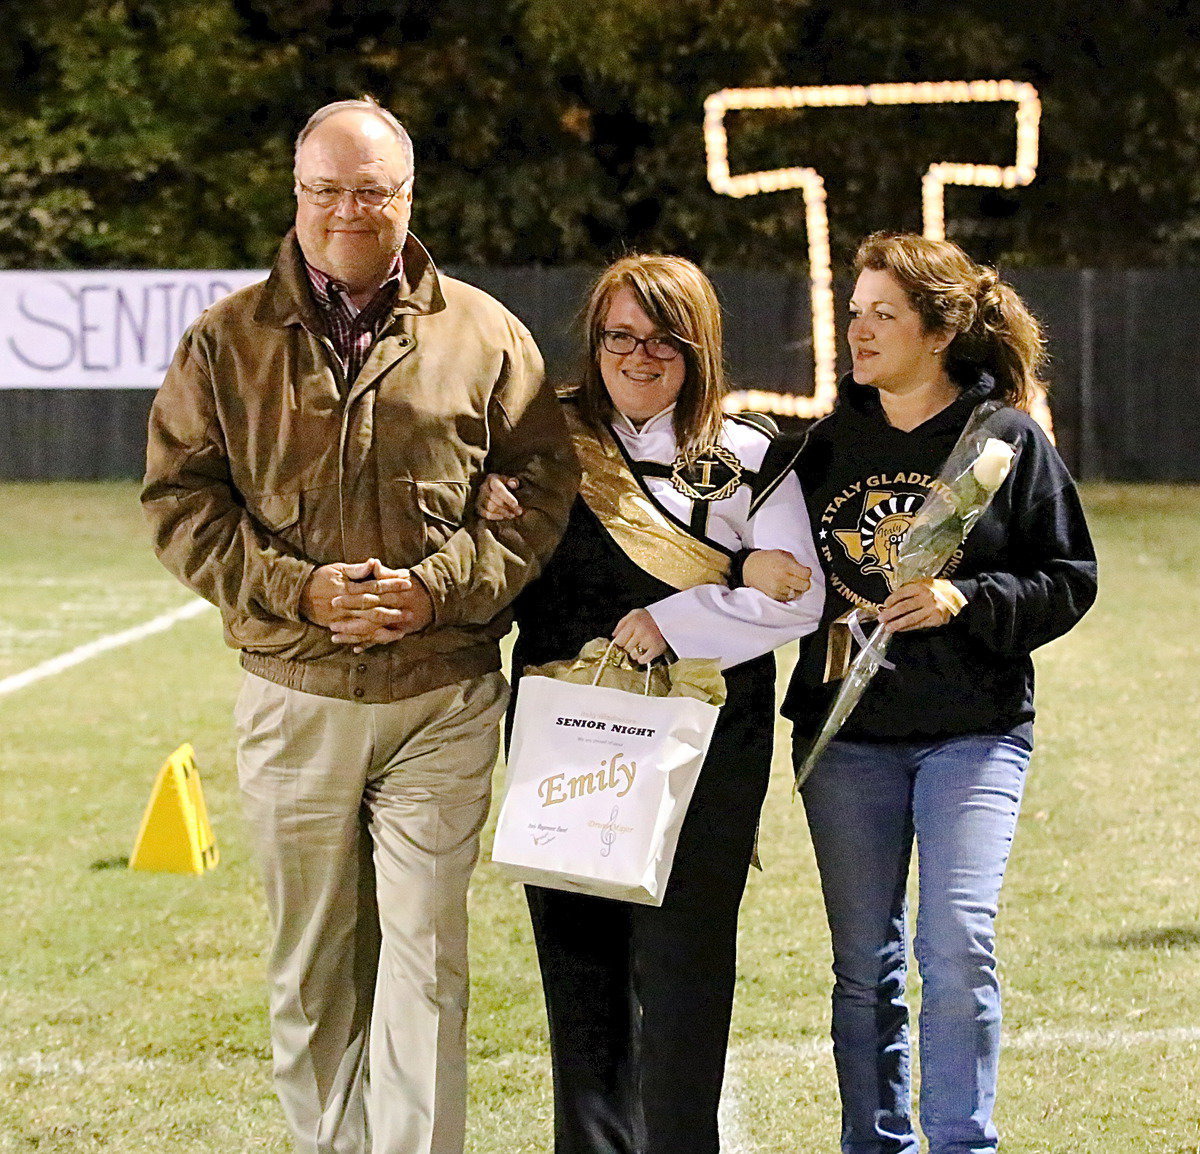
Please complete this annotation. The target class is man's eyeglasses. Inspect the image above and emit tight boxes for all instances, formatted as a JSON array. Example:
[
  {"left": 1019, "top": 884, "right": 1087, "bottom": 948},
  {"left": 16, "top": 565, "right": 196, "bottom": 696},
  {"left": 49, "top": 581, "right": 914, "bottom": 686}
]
[
  {"left": 600, "top": 330, "right": 684, "bottom": 361},
  {"left": 296, "top": 181, "right": 409, "bottom": 209}
]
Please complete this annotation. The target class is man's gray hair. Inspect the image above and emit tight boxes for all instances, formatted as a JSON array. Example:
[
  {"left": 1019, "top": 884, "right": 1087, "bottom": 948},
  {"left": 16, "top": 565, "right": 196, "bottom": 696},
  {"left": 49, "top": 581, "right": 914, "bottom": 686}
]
[{"left": 294, "top": 97, "right": 414, "bottom": 177}]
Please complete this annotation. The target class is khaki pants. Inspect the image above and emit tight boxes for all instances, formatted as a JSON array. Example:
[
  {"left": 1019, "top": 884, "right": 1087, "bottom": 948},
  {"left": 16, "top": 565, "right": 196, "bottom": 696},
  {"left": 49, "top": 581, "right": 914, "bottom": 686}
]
[{"left": 235, "top": 671, "right": 509, "bottom": 1154}]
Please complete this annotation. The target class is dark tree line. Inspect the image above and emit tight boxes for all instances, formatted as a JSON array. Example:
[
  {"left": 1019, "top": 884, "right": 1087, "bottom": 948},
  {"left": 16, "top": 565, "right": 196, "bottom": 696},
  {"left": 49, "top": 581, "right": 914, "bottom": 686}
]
[{"left": 1, "top": 0, "right": 1196, "bottom": 271}]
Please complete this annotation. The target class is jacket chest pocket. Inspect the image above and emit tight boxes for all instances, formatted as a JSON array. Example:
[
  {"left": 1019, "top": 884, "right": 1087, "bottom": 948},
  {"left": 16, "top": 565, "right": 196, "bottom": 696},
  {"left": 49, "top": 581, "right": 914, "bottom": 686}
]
[
  {"left": 253, "top": 491, "right": 304, "bottom": 552},
  {"left": 414, "top": 480, "right": 470, "bottom": 551},
  {"left": 375, "top": 384, "right": 490, "bottom": 481}
]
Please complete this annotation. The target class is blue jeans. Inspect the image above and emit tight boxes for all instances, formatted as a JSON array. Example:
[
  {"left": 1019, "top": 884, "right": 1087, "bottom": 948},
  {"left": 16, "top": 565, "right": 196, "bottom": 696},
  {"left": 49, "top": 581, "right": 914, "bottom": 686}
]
[{"left": 797, "top": 735, "right": 1031, "bottom": 1154}]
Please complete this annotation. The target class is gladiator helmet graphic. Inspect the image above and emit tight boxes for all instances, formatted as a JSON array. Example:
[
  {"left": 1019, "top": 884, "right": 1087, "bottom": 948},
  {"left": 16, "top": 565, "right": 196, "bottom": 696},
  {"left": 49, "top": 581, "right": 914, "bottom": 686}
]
[{"left": 832, "top": 491, "right": 924, "bottom": 590}]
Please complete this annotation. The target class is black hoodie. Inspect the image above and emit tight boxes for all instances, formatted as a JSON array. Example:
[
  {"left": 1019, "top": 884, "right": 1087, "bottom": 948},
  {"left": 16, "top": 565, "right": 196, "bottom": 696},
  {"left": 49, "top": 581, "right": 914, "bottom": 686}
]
[{"left": 783, "top": 372, "right": 1097, "bottom": 748}]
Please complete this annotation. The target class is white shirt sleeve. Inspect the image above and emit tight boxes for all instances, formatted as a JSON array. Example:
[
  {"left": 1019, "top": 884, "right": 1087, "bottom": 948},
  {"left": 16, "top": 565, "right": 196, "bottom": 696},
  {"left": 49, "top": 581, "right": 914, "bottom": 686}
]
[{"left": 646, "top": 472, "right": 825, "bottom": 670}]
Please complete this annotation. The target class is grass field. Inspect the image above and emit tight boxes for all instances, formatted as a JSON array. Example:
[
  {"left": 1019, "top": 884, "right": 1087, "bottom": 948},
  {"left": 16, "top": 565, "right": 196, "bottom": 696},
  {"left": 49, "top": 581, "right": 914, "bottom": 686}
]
[{"left": 1, "top": 481, "right": 1198, "bottom": 1153}]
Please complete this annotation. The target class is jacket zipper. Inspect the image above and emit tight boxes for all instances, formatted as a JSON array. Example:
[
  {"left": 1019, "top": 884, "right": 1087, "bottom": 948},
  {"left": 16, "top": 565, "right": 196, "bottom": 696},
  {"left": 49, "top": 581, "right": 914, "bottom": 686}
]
[{"left": 314, "top": 333, "right": 354, "bottom": 560}]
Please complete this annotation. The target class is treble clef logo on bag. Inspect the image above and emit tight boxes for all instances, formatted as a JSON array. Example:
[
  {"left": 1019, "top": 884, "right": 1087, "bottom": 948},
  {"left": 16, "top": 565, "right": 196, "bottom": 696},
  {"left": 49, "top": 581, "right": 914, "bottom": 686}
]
[{"left": 599, "top": 806, "right": 620, "bottom": 858}]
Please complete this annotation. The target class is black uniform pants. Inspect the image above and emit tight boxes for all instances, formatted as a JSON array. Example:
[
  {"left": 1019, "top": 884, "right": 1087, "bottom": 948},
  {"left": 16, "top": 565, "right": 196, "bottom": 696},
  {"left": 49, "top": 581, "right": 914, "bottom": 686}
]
[{"left": 524, "top": 663, "right": 774, "bottom": 1154}]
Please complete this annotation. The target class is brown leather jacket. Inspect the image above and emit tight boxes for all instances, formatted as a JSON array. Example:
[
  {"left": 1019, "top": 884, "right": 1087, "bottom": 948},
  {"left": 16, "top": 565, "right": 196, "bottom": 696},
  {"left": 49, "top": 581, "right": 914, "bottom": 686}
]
[{"left": 143, "top": 231, "right": 578, "bottom": 702}]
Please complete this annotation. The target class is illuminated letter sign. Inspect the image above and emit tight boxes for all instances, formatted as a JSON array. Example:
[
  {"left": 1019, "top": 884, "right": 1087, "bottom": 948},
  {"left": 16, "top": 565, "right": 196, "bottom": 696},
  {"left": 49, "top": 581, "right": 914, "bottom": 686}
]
[{"left": 704, "top": 80, "right": 1042, "bottom": 420}]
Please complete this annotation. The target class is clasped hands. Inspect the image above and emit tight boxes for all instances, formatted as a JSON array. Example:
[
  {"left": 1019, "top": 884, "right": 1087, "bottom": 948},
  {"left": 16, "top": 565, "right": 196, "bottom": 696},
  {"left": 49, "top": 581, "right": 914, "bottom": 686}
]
[{"left": 299, "top": 558, "right": 434, "bottom": 651}]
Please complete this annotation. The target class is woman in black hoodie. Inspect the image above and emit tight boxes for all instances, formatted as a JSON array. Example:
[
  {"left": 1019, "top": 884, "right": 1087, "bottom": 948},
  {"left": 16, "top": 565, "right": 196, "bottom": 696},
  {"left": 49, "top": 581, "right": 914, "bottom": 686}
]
[{"left": 747, "top": 233, "right": 1096, "bottom": 1154}]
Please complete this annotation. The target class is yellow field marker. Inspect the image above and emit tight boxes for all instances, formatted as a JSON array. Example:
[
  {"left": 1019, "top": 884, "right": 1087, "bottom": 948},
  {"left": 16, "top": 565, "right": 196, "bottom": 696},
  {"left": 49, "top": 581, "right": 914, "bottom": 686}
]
[{"left": 129, "top": 743, "right": 219, "bottom": 875}]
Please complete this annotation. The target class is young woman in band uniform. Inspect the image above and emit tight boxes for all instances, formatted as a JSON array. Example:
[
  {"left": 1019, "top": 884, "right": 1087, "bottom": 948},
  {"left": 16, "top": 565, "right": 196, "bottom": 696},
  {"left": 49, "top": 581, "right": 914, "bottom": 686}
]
[{"left": 478, "top": 253, "right": 824, "bottom": 1153}]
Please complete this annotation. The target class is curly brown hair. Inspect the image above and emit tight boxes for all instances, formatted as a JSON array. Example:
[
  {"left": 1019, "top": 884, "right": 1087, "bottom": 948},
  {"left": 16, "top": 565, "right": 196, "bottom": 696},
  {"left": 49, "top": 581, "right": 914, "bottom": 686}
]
[{"left": 855, "top": 232, "right": 1047, "bottom": 412}]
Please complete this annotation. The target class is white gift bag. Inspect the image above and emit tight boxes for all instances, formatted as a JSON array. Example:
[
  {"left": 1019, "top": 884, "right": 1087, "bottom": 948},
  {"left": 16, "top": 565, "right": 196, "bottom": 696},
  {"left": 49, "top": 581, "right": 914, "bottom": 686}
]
[{"left": 491, "top": 655, "right": 720, "bottom": 906}]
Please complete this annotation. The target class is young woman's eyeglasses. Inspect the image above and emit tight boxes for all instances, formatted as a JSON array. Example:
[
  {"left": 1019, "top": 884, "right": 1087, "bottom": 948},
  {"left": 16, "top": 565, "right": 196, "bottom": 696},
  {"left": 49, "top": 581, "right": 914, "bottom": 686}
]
[
  {"left": 296, "top": 182, "right": 408, "bottom": 209},
  {"left": 600, "top": 330, "right": 683, "bottom": 361}
]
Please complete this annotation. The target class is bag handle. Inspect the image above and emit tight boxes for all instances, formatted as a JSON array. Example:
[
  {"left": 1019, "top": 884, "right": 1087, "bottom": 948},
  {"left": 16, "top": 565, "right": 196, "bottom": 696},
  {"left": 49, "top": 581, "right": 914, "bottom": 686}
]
[{"left": 591, "top": 639, "right": 655, "bottom": 695}]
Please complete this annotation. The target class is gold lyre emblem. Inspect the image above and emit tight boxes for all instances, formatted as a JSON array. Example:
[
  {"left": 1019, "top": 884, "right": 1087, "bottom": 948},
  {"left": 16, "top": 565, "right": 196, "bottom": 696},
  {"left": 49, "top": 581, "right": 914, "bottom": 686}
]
[{"left": 670, "top": 444, "right": 743, "bottom": 502}]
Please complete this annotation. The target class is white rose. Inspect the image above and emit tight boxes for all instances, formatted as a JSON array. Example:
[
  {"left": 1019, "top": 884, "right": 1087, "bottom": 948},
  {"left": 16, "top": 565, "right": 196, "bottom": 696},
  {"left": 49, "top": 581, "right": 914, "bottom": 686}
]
[{"left": 972, "top": 438, "right": 1015, "bottom": 491}]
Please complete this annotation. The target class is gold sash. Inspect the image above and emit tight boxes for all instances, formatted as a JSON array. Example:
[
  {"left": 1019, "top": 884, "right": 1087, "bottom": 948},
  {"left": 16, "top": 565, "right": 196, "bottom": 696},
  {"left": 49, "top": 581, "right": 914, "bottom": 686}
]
[{"left": 566, "top": 408, "right": 731, "bottom": 591}]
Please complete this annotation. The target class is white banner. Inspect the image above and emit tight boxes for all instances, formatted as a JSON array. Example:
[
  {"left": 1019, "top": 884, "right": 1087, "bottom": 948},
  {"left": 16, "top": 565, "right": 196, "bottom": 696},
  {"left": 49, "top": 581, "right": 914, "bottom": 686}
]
[{"left": 0, "top": 269, "right": 267, "bottom": 389}]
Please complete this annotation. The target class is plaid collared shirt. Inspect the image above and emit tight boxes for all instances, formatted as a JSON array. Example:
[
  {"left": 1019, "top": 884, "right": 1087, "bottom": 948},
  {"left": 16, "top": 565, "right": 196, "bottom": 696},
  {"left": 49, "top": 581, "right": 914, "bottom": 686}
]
[{"left": 304, "top": 257, "right": 403, "bottom": 386}]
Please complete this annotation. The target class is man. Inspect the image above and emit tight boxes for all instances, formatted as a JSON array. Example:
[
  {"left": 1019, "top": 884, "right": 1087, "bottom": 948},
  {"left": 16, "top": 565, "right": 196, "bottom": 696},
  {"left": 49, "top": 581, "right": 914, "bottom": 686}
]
[{"left": 142, "top": 98, "right": 578, "bottom": 1154}]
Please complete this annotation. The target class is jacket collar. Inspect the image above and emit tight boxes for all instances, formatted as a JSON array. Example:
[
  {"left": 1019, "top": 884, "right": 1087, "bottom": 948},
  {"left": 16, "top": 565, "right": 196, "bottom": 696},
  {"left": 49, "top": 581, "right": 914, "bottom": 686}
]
[{"left": 254, "top": 229, "right": 447, "bottom": 330}]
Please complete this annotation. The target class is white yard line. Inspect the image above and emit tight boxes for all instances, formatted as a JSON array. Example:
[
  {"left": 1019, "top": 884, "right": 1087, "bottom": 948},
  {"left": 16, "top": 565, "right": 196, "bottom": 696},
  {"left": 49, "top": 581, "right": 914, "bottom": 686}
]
[
  {"left": 719, "top": 1049, "right": 758, "bottom": 1154},
  {"left": 0, "top": 599, "right": 213, "bottom": 698},
  {"left": 714, "top": 1025, "right": 1200, "bottom": 1152},
  {"left": 0, "top": 1052, "right": 165, "bottom": 1076},
  {"left": 731, "top": 1024, "right": 1200, "bottom": 1065},
  {"left": 1004, "top": 1024, "right": 1200, "bottom": 1050}
]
